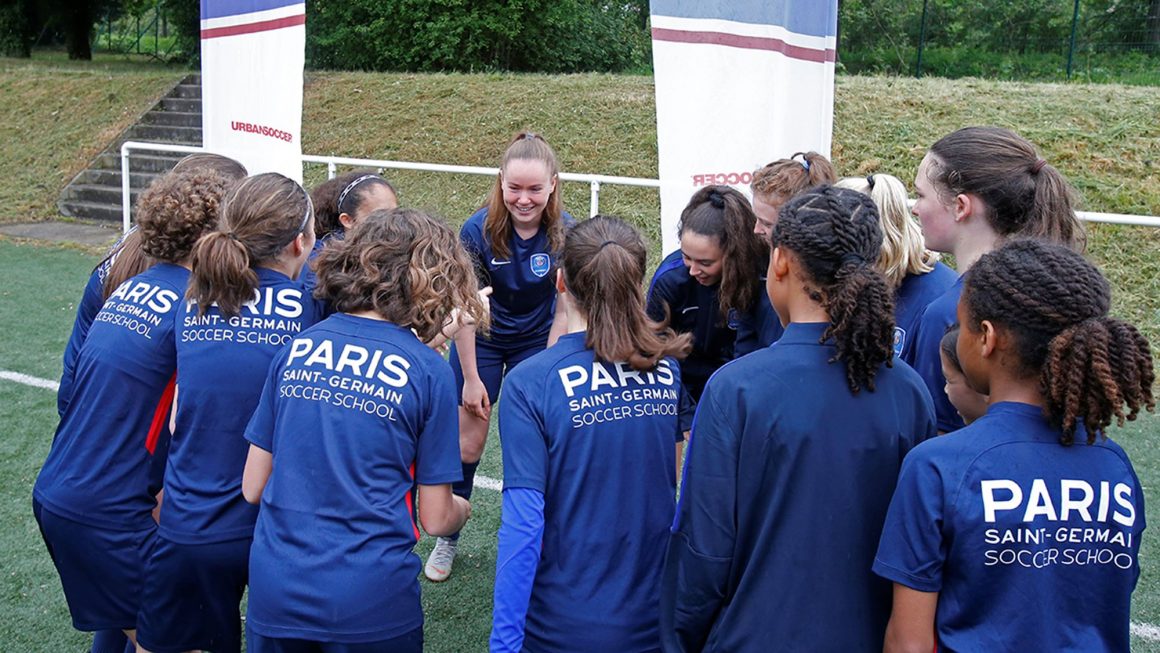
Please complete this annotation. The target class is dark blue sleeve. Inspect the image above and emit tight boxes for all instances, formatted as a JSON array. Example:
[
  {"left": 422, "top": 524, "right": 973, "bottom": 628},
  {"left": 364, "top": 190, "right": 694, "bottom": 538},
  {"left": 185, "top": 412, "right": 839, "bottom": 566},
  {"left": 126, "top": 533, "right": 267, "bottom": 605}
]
[
  {"left": 58, "top": 268, "right": 106, "bottom": 416},
  {"left": 677, "top": 386, "right": 695, "bottom": 436},
  {"left": 416, "top": 358, "right": 464, "bottom": 485},
  {"left": 661, "top": 383, "right": 738, "bottom": 652},
  {"left": 498, "top": 375, "right": 548, "bottom": 492},
  {"left": 490, "top": 487, "right": 545, "bottom": 653},
  {"left": 872, "top": 448, "right": 947, "bottom": 593},
  {"left": 460, "top": 213, "right": 490, "bottom": 288}
]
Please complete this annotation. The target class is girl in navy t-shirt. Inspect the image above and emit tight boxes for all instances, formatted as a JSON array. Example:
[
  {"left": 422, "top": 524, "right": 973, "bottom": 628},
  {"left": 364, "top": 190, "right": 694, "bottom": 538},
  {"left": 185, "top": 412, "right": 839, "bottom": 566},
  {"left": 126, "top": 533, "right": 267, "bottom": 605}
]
[
  {"left": 240, "top": 208, "right": 485, "bottom": 652},
  {"left": 661, "top": 186, "right": 936, "bottom": 652},
  {"left": 904, "top": 126, "right": 1086, "bottom": 433},
  {"left": 431, "top": 132, "right": 573, "bottom": 582},
  {"left": 135, "top": 173, "right": 323, "bottom": 653},
  {"left": 875, "top": 239, "right": 1152, "bottom": 652},
  {"left": 736, "top": 151, "right": 838, "bottom": 354},
  {"left": 646, "top": 185, "right": 764, "bottom": 402},
  {"left": 58, "top": 153, "right": 247, "bottom": 419},
  {"left": 491, "top": 216, "right": 692, "bottom": 652},
  {"left": 33, "top": 168, "right": 232, "bottom": 649},
  {"left": 835, "top": 173, "right": 956, "bottom": 359},
  {"left": 301, "top": 171, "right": 398, "bottom": 290}
]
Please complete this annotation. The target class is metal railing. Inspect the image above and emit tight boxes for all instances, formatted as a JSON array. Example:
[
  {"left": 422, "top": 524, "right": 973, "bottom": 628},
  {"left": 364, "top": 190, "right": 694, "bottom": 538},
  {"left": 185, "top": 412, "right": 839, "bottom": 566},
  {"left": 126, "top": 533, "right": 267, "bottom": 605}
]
[{"left": 120, "top": 141, "right": 1160, "bottom": 234}]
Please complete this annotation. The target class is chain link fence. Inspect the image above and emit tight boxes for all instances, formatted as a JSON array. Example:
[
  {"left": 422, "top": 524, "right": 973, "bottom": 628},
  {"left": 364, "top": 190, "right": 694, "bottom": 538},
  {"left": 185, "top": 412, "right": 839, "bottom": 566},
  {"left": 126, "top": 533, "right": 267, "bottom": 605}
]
[{"left": 839, "top": 0, "right": 1160, "bottom": 85}]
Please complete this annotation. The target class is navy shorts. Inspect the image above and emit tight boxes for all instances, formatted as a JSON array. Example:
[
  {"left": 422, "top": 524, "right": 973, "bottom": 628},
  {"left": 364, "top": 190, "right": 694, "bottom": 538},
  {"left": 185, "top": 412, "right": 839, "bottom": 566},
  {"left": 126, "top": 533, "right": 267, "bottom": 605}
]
[
  {"left": 449, "top": 335, "right": 548, "bottom": 405},
  {"left": 136, "top": 535, "right": 250, "bottom": 653},
  {"left": 33, "top": 499, "right": 156, "bottom": 631},
  {"left": 246, "top": 625, "right": 422, "bottom": 653}
]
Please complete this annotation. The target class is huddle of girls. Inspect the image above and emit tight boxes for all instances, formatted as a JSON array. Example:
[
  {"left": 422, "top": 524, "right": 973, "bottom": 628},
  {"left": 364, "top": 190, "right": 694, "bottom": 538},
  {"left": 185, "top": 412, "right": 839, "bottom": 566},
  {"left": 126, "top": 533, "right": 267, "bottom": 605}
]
[{"left": 35, "top": 124, "right": 1152, "bottom": 653}]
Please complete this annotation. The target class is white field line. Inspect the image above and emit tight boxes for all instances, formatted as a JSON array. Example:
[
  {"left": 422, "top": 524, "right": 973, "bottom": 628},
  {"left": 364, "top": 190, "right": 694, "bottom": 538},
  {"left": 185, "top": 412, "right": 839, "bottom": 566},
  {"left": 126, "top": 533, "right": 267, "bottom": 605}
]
[
  {"left": 0, "top": 369, "right": 504, "bottom": 492},
  {"left": 1133, "top": 622, "right": 1160, "bottom": 641}
]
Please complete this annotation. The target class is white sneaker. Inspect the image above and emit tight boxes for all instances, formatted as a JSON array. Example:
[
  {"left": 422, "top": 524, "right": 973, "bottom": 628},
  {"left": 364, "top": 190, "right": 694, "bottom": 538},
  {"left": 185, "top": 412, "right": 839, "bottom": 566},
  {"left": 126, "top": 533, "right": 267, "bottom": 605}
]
[{"left": 424, "top": 537, "right": 458, "bottom": 582}]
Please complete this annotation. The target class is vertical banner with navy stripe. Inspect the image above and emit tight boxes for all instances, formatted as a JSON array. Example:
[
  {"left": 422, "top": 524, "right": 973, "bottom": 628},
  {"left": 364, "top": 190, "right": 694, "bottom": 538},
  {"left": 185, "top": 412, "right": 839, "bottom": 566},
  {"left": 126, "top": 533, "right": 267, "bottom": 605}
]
[
  {"left": 200, "top": 0, "right": 305, "bottom": 181},
  {"left": 650, "top": 1, "right": 838, "bottom": 254}
]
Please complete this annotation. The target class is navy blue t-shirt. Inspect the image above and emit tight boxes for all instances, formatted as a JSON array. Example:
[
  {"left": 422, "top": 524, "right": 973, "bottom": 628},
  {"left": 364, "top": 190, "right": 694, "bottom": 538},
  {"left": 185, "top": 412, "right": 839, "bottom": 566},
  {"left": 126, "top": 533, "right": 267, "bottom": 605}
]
[
  {"left": 35, "top": 263, "right": 188, "bottom": 530},
  {"left": 460, "top": 208, "right": 572, "bottom": 344},
  {"left": 646, "top": 250, "right": 739, "bottom": 401},
  {"left": 875, "top": 402, "right": 1145, "bottom": 652},
  {"left": 661, "top": 322, "right": 936, "bottom": 652},
  {"left": 892, "top": 262, "right": 956, "bottom": 359},
  {"left": 244, "top": 314, "right": 462, "bottom": 643},
  {"left": 160, "top": 268, "right": 326, "bottom": 545},
  {"left": 499, "top": 332, "right": 682, "bottom": 651},
  {"left": 902, "top": 276, "right": 965, "bottom": 432}
]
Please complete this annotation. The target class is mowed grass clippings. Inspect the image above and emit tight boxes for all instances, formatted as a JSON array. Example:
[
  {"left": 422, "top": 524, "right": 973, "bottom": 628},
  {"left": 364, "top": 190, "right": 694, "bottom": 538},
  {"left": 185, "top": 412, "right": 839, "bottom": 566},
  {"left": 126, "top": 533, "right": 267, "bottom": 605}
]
[{"left": 0, "top": 57, "right": 179, "bottom": 224}]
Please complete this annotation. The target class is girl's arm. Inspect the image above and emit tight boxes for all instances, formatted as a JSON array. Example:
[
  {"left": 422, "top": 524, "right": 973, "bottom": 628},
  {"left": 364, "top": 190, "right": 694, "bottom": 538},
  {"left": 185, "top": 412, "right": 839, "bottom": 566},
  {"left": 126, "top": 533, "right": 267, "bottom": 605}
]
[
  {"left": 417, "top": 483, "right": 471, "bottom": 537},
  {"left": 454, "top": 324, "right": 491, "bottom": 420},
  {"left": 546, "top": 295, "right": 567, "bottom": 347},
  {"left": 242, "top": 444, "right": 273, "bottom": 504},
  {"left": 883, "top": 585, "right": 938, "bottom": 653},
  {"left": 490, "top": 487, "right": 545, "bottom": 653}
]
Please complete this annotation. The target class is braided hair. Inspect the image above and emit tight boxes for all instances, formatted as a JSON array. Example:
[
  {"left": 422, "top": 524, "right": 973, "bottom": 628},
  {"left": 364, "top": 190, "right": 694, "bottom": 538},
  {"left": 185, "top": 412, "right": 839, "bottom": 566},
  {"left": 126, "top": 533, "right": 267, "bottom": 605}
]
[
  {"left": 962, "top": 239, "right": 1154, "bottom": 445},
  {"left": 771, "top": 186, "right": 896, "bottom": 393}
]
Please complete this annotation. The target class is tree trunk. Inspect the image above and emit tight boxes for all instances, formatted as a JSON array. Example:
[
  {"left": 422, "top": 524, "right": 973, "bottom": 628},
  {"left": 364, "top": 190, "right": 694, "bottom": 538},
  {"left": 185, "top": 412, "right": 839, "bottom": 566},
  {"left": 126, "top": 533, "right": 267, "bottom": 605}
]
[{"left": 65, "top": 0, "right": 94, "bottom": 60}]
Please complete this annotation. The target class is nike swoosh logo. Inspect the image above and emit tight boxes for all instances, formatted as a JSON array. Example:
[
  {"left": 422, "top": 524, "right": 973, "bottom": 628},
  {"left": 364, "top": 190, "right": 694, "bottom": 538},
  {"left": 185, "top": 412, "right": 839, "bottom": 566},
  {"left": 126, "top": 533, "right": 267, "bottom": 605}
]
[{"left": 491, "top": 258, "right": 512, "bottom": 266}]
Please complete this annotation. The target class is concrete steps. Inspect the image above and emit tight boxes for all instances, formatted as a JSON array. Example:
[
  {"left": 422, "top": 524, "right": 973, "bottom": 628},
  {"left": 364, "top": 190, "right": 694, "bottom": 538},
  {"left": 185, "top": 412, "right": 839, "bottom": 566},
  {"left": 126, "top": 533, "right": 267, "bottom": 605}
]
[{"left": 58, "top": 73, "right": 202, "bottom": 224}]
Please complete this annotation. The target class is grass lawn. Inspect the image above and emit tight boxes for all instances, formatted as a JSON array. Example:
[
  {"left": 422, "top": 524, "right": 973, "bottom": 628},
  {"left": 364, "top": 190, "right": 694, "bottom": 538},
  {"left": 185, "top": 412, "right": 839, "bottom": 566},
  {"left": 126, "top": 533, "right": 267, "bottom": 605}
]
[{"left": 1, "top": 60, "right": 1159, "bottom": 650}]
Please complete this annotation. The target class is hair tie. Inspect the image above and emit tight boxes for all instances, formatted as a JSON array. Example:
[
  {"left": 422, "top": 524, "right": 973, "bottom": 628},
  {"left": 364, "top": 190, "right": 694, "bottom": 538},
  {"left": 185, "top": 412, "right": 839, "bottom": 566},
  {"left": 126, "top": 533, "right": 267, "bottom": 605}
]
[
  {"left": 866, "top": 174, "right": 876, "bottom": 190},
  {"left": 598, "top": 240, "right": 620, "bottom": 252},
  {"left": 839, "top": 252, "right": 865, "bottom": 267},
  {"left": 1030, "top": 158, "right": 1047, "bottom": 175},
  {"left": 226, "top": 232, "right": 240, "bottom": 242},
  {"left": 798, "top": 156, "right": 811, "bottom": 171},
  {"left": 707, "top": 190, "right": 726, "bottom": 209},
  {"left": 523, "top": 132, "right": 539, "bottom": 141},
  {"left": 336, "top": 174, "right": 380, "bottom": 214}
]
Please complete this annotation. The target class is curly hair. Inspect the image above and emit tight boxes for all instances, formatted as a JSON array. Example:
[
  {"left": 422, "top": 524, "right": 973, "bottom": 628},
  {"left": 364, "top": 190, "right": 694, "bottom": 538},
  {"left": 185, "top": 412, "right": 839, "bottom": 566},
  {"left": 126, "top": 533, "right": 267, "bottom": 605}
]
[
  {"left": 835, "top": 174, "right": 939, "bottom": 287},
  {"left": 314, "top": 208, "right": 489, "bottom": 342},
  {"left": 926, "top": 126, "right": 1086, "bottom": 252},
  {"left": 188, "top": 173, "right": 314, "bottom": 317},
  {"left": 136, "top": 169, "right": 232, "bottom": 263},
  {"left": 484, "top": 131, "right": 566, "bottom": 261},
  {"left": 678, "top": 185, "right": 766, "bottom": 320},
  {"left": 750, "top": 152, "right": 837, "bottom": 204},
  {"left": 962, "top": 239, "right": 1154, "bottom": 445},
  {"left": 310, "top": 170, "right": 397, "bottom": 240},
  {"left": 771, "top": 185, "right": 896, "bottom": 394},
  {"left": 563, "top": 216, "right": 691, "bottom": 371}
]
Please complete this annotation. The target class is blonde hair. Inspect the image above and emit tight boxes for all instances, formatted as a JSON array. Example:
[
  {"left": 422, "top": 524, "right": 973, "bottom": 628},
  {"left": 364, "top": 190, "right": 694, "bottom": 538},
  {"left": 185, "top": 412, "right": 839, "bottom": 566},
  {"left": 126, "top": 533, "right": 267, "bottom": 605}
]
[{"left": 835, "top": 174, "right": 939, "bottom": 287}]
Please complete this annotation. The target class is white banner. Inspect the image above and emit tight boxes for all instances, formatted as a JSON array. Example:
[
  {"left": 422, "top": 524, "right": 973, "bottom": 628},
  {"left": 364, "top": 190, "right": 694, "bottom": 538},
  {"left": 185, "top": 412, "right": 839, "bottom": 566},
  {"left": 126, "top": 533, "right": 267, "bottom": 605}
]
[
  {"left": 650, "top": 0, "right": 838, "bottom": 254},
  {"left": 200, "top": 0, "right": 305, "bottom": 181}
]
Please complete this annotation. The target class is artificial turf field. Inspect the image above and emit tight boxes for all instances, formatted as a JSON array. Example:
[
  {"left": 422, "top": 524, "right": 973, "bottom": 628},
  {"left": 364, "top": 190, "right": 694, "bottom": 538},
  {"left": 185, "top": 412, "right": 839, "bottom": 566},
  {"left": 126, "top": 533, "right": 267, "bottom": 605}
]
[{"left": 3, "top": 237, "right": 1160, "bottom": 651}]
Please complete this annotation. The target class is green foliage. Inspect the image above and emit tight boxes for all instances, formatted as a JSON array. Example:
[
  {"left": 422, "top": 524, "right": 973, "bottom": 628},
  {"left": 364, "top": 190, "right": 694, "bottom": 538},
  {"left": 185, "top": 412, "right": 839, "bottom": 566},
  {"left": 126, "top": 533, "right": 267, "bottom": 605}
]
[
  {"left": 305, "top": 0, "right": 651, "bottom": 73},
  {"left": 838, "top": 0, "right": 1160, "bottom": 82}
]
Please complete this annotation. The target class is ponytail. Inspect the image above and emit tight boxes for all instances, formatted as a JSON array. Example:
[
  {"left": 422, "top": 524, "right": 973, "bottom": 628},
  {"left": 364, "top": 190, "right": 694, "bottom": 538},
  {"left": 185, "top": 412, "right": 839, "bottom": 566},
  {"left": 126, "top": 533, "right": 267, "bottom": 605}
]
[
  {"left": 963, "top": 239, "right": 1154, "bottom": 446},
  {"left": 101, "top": 229, "right": 154, "bottom": 299},
  {"left": 563, "top": 216, "right": 691, "bottom": 371},
  {"left": 1044, "top": 317, "right": 1156, "bottom": 444},
  {"left": 771, "top": 186, "right": 896, "bottom": 393},
  {"left": 188, "top": 232, "right": 259, "bottom": 316},
  {"left": 751, "top": 151, "right": 838, "bottom": 205},
  {"left": 927, "top": 126, "right": 1086, "bottom": 252},
  {"left": 187, "top": 173, "right": 313, "bottom": 317}
]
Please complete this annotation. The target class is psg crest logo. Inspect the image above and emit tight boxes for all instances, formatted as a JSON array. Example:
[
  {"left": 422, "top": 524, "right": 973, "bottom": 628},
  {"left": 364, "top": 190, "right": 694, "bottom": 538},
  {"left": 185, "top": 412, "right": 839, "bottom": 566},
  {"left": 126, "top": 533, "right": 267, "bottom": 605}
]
[{"left": 530, "top": 253, "right": 551, "bottom": 278}]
